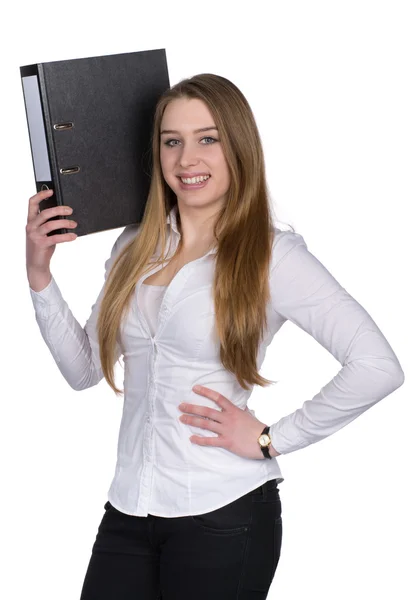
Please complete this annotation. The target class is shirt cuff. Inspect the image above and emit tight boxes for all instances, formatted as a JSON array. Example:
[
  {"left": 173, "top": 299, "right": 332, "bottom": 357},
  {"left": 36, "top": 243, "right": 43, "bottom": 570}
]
[{"left": 29, "top": 275, "right": 66, "bottom": 319}]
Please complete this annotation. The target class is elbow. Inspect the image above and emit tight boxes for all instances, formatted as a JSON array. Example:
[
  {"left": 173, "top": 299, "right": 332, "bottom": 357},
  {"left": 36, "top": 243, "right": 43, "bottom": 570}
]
[
  {"left": 68, "top": 380, "right": 91, "bottom": 392},
  {"left": 354, "top": 355, "right": 405, "bottom": 397},
  {"left": 388, "top": 348, "right": 405, "bottom": 388},
  {"left": 390, "top": 364, "right": 405, "bottom": 390},
  {"left": 67, "top": 371, "right": 102, "bottom": 392},
  {"left": 69, "top": 380, "right": 100, "bottom": 392},
  {"left": 69, "top": 382, "right": 90, "bottom": 392},
  {"left": 380, "top": 357, "right": 405, "bottom": 394}
]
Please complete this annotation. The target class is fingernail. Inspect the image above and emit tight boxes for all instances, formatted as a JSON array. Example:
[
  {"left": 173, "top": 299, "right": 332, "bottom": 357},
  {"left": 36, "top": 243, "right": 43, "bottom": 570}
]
[{"left": 193, "top": 385, "right": 201, "bottom": 391}]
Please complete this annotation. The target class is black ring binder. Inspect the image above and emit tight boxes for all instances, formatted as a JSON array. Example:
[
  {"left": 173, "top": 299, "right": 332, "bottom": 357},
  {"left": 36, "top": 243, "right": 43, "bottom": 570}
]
[{"left": 20, "top": 48, "right": 170, "bottom": 237}]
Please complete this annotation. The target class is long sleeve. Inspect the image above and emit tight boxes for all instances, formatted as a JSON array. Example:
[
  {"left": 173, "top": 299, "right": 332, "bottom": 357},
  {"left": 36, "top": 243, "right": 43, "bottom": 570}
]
[
  {"left": 28, "top": 224, "right": 138, "bottom": 391},
  {"left": 268, "top": 231, "right": 405, "bottom": 455}
]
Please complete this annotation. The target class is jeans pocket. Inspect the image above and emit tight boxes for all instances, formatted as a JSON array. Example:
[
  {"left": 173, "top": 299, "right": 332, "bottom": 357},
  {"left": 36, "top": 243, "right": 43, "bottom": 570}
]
[
  {"left": 191, "top": 498, "right": 251, "bottom": 536},
  {"left": 191, "top": 515, "right": 249, "bottom": 536}
]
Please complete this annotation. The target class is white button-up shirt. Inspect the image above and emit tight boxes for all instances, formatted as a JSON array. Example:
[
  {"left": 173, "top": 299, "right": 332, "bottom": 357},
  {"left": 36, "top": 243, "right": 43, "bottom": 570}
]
[{"left": 29, "top": 207, "right": 404, "bottom": 517}]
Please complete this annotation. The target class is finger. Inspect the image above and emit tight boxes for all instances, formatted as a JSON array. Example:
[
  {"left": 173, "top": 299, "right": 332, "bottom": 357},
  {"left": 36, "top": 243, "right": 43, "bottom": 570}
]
[
  {"left": 28, "top": 189, "right": 54, "bottom": 220},
  {"left": 181, "top": 404, "right": 223, "bottom": 421},
  {"left": 190, "top": 435, "right": 224, "bottom": 447},
  {"left": 182, "top": 415, "right": 223, "bottom": 432},
  {"left": 41, "top": 231, "right": 78, "bottom": 245},
  {"left": 193, "top": 386, "right": 228, "bottom": 408}
]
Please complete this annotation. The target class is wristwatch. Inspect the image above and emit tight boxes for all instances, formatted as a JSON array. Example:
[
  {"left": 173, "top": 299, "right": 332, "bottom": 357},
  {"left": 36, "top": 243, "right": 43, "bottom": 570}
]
[{"left": 257, "top": 425, "right": 273, "bottom": 459}]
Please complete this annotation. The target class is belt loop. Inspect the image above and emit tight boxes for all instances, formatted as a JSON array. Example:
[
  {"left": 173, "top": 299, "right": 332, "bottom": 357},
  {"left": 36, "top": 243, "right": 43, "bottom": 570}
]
[{"left": 262, "top": 481, "right": 268, "bottom": 501}]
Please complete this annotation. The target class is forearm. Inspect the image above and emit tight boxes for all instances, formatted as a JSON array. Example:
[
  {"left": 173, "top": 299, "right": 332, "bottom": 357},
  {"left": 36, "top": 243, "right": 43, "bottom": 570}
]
[
  {"left": 29, "top": 275, "right": 108, "bottom": 390},
  {"left": 27, "top": 267, "right": 52, "bottom": 292}
]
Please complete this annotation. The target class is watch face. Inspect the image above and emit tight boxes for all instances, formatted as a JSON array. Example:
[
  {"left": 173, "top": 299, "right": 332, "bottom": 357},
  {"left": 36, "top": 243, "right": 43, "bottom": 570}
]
[{"left": 259, "top": 434, "right": 271, "bottom": 447}]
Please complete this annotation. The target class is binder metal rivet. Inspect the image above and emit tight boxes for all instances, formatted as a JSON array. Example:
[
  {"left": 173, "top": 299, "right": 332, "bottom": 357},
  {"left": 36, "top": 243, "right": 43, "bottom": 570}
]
[
  {"left": 60, "top": 166, "right": 80, "bottom": 174},
  {"left": 54, "top": 122, "right": 74, "bottom": 130}
]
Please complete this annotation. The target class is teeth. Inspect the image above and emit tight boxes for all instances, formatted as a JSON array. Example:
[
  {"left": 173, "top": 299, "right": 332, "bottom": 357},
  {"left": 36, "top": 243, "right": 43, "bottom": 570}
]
[{"left": 180, "top": 175, "right": 210, "bottom": 184}]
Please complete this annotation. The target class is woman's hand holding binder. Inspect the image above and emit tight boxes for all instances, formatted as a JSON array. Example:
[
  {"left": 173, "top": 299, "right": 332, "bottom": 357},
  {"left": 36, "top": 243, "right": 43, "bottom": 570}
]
[{"left": 26, "top": 188, "right": 77, "bottom": 291}]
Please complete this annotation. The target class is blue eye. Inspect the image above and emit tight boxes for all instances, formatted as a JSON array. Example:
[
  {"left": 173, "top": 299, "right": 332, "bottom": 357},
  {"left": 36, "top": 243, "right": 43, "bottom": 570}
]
[
  {"left": 163, "top": 137, "right": 218, "bottom": 147},
  {"left": 164, "top": 139, "right": 179, "bottom": 147}
]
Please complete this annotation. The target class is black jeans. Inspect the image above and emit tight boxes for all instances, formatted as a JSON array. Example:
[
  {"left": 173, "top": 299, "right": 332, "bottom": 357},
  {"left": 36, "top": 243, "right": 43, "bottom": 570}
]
[{"left": 80, "top": 479, "right": 283, "bottom": 599}]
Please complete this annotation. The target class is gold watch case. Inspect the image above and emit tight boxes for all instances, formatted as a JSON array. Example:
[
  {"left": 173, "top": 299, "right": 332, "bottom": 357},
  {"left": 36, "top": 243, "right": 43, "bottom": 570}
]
[{"left": 258, "top": 433, "right": 271, "bottom": 448}]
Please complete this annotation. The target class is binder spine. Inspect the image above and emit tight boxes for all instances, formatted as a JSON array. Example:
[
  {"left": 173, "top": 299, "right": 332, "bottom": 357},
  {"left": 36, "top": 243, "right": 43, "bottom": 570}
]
[
  {"left": 21, "top": 64, "right": 67, "bottom": 236},
  {"left": 37, "top": 65, "right": 68, "bottom": 236}
]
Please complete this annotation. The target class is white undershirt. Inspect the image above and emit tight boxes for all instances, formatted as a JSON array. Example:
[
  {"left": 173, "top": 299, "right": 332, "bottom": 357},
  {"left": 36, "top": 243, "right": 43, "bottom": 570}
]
[{"left": 140, "top": 284, "right": 168, "bottom": 337}]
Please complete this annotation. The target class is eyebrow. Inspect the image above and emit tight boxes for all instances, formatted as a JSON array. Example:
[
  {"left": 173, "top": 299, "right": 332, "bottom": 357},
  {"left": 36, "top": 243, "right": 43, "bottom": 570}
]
[{"left": 160, "top": 126, "right": 218, "bottom": 136}]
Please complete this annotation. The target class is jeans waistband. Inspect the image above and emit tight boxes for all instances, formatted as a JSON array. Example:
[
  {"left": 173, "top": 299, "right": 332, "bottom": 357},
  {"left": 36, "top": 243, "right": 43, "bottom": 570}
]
[{"left": 249, "top": 478, "right": 278, "bottom": 499}]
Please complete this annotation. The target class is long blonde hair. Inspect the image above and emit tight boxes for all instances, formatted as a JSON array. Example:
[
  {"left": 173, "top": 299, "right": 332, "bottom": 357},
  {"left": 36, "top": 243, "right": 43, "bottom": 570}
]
[{"left": 97, "top": 73, "right": 293, "bottom": 395}]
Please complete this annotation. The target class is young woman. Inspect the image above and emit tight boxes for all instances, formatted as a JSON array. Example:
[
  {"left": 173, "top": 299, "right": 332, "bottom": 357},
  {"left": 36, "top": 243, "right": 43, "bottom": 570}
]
[{"left": 26, "top": 74, "right": 404, "bottom": 599}]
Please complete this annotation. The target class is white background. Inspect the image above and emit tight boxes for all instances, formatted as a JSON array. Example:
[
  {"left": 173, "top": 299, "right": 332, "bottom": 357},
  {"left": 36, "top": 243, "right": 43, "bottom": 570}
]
[{"left": 1, "top": 1, "right": 415, "bottom": 598}]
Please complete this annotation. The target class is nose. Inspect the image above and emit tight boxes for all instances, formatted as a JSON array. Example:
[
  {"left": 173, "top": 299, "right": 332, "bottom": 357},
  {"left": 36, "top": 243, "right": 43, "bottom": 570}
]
[{"left": 179, "top": 142, "right": 199, "bottom": 168}]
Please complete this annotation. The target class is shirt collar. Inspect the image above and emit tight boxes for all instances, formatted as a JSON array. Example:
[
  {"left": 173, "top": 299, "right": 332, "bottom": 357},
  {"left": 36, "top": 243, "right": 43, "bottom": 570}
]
[
  {"left": 166, "top": 206, "right": 180, "bottom": 235},
  {"left": 166, "top": 206, "right": 217, "bottom": 256}
]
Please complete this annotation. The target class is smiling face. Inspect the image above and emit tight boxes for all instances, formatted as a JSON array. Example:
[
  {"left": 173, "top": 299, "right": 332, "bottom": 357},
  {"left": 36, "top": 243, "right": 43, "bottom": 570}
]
[{"left": 159, "top": 97, "right": 230, "bottom": 216}]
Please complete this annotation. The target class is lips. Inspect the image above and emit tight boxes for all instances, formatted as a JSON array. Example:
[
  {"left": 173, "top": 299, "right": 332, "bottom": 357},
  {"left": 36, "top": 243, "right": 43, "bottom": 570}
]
[
  {"left": 177, "top": 175, "right": 211, "bottom": 189},
  {"left": 177, "top": 173, "right": 211, "bottom": 178},
  {"left": 177, "top": 175, "right": 211, "bottom": 181}
]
